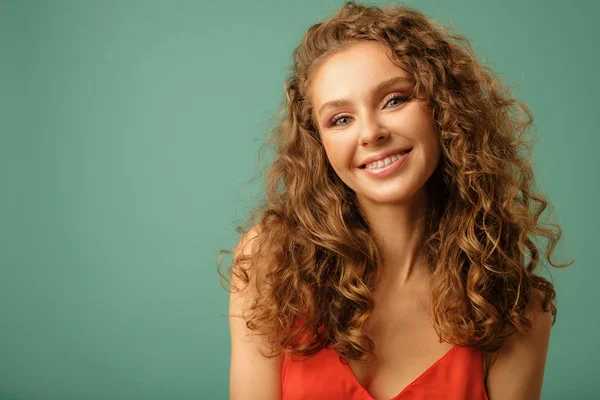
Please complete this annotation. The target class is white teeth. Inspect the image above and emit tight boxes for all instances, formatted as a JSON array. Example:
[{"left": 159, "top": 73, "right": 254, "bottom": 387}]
[{"left": 365, "top": 152, "right": 405, "bottom": 170}]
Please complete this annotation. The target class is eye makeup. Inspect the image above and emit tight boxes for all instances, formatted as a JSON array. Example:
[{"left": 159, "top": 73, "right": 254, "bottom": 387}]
[{"left": 325, "top": 92, "right": 410, "bottom": 128}]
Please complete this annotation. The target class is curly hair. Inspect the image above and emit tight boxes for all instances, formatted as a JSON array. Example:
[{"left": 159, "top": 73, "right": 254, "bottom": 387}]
[{"left": 218, "top": 1, "right": 573, "bottom": 363}]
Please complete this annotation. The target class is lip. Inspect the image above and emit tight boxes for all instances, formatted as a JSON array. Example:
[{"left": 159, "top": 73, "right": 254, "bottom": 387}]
[
  {"left": 358, "top": 147, "right": 413, "bottom": 168},
  {"left": 360, "top": 148, "right": 412, "bottom": 178}
]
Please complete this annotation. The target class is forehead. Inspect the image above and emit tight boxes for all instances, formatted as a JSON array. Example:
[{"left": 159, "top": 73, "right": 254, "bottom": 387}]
[{"left": 310, "top": 41, "right": 409, "bottom": 104}]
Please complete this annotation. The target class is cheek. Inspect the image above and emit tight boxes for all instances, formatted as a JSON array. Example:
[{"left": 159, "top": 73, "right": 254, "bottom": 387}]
[
  {"left": 321, "top": 141, "right": 357, "bottom": 181},
  {"left": 322, "top": 138, "right": 350, "bottom": 166}
]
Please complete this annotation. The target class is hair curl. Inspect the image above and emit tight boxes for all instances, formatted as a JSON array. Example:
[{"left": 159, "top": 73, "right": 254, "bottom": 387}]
[{"left": 218, "top": 1, "right": 573, "bottom": 363}]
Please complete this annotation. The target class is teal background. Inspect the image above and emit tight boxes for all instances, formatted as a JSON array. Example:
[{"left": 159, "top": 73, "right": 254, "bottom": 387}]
[{"left": 1, "top": 0, "right": 596, "bottom": 399}]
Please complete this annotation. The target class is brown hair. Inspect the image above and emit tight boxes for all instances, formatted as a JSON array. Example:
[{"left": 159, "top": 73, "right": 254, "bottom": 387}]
[{"left": 218, "top": 1, "right": 573, "bottom": 362}]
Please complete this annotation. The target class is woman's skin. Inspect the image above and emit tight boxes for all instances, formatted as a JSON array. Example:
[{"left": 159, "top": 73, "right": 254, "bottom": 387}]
[{"left": 229, "top": 40, "right": 552, "bottom": 400}]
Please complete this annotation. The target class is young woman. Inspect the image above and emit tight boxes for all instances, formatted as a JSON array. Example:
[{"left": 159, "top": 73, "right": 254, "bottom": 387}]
[{"left": 220, "top": 2, "right": 572, "bottom": 399}]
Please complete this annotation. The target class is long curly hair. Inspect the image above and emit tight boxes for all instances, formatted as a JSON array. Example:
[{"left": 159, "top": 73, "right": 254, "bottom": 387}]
[{"left": 218, "top": 1, "right": 573, "bottom": 362}]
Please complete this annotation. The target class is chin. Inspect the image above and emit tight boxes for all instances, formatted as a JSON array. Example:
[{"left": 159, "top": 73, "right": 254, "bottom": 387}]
[{"left": 358, "top": 190, "right": 415, "bottom": 205}]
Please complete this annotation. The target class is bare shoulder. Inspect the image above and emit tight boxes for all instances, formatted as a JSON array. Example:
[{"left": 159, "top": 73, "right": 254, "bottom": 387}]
[
  {"left": 229, "top": 224, "right": 283, "bottom": 400},
  {"left": 229, "top": 224, "right": 268, "bottom": 302},
  {"left": 234, "top": 224, "right": 263, "bottom": 266},
  {"left": 230, "top": 224, "right": 261, "bottom": 297},
  {"left": 485, "top": 288, "right": 553, "bottom": 400}
]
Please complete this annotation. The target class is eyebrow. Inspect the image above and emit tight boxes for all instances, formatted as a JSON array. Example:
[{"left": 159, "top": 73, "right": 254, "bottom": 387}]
[{"left": 317, "top": 75, "right": 413, "bottom": 118}]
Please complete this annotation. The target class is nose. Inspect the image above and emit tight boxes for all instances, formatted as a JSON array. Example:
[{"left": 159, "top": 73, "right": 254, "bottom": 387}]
[{"left": 358, "top": 116, "right": 390, "bottom": 147}]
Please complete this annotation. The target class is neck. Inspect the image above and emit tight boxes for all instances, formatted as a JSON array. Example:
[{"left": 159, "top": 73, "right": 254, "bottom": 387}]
[{"left": 357, "top": 186, "right": 431, "bottom": 290}]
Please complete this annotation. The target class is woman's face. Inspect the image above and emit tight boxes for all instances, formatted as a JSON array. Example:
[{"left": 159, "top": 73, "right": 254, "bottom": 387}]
[{"left": 309, "top": 41, "right": 441, "bottom": 207}]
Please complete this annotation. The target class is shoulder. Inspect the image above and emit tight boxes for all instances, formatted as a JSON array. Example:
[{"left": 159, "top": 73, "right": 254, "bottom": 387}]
[
  {"left": 229, "top": 224, "right": 268, "bottom": 310},
  {"left": 484, "top": 288, "right": 553, "bottom": 400},
  {"left": 234, "top": 224, "right": 264, "bottom": 260},
  {"left": 229, "top": 223, "right": 283, "bottom": 399}
]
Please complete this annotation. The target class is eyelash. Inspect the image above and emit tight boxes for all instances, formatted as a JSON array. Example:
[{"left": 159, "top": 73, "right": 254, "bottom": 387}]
[{"left": 327, "top": 94, "right": 409, "bottom": 127}]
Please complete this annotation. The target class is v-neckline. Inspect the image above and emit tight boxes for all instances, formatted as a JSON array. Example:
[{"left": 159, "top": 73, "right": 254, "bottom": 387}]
[{"left": 340, "top": 344, "right": 459, "bottom": 400}]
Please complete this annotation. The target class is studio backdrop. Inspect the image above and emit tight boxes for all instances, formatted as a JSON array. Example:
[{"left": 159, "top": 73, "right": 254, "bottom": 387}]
[{"left": 1, "top": 0, "right": 596, "bottom": 399}]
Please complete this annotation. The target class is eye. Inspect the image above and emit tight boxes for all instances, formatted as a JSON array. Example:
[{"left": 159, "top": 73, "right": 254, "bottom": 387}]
[
  {"left": 327, "top": 94, "right": 409, "bottom": 128},
  {"left": 328, "top": 115, "right": 351, "bottom": 127},
  {"left": 384, "top": 94, "right": 408, "bottom": 108}
]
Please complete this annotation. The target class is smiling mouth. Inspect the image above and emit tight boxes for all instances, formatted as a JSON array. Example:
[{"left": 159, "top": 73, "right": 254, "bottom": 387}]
[{"left": 359, "top": 148, "right": 412, "bottom": 169}]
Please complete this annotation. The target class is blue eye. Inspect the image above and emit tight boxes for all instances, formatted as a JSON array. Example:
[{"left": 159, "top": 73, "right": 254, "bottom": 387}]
[
  {"left": 327, "top": 94, "right": 408, "bottom": 127},
  {"left": 385, "top": 95, "right": 406, "bottom": 108},
  {"left": 329, "top": 115, "right": 351, "bottom": 127}
]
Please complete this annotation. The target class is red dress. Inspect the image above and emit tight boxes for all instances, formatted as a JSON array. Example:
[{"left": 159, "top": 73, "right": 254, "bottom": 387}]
[{"left": 281, "top": 344, "right": 489, "bottom": 400}]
